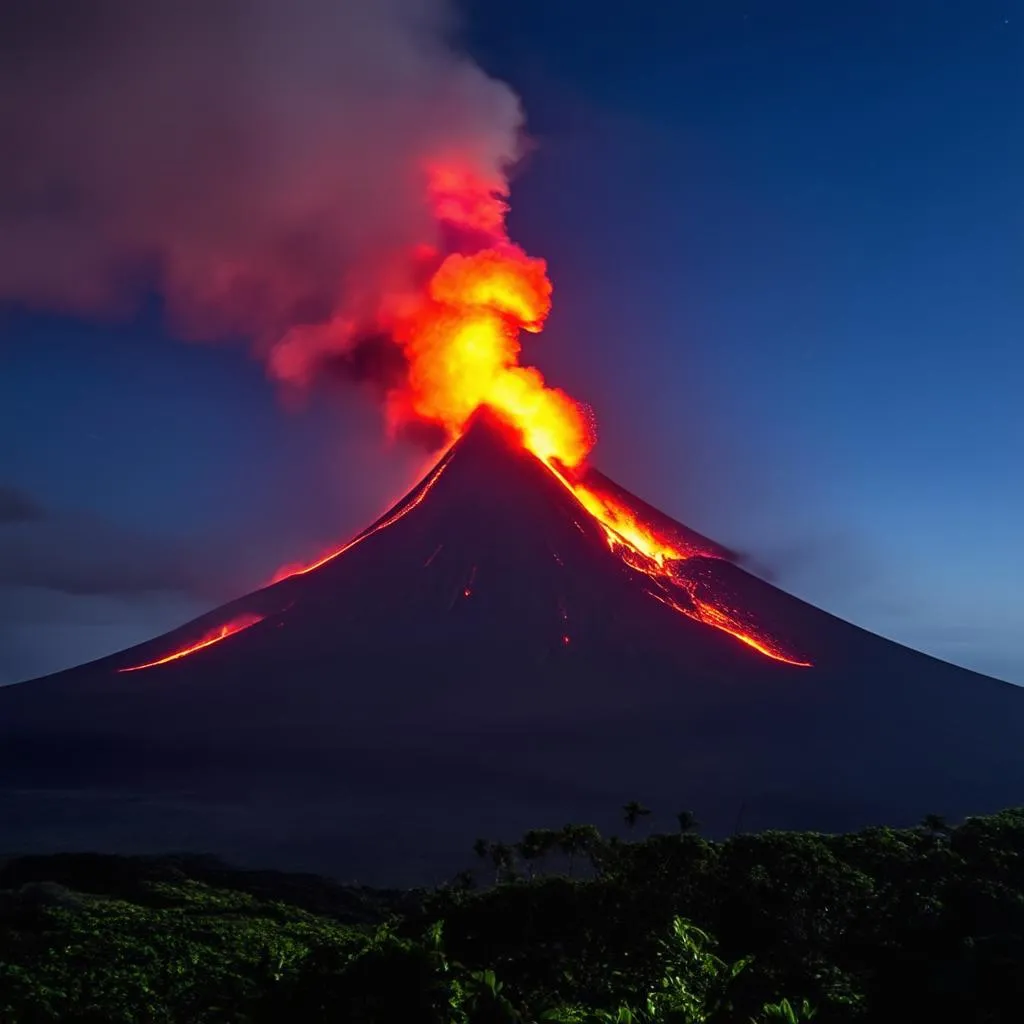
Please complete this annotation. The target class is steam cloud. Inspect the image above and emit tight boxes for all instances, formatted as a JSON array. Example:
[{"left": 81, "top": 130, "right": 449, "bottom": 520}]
[{"left": 0, "top": 0, "right": 523, "bottom": 395}]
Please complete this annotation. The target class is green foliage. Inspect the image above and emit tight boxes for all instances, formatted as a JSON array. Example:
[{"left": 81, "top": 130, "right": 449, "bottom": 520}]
[
  {"left": 760, "top": 997, "right": 818, "bottom": 1023},
  {"left": 0, "top": 877, "right": 365, "bottom": 1023},
  {"left": 430, "top": 808, "right": 1024, "bottom": 1022},
  {"left": 4, "top": 808, "right": 1024, "bottom": 1022}
]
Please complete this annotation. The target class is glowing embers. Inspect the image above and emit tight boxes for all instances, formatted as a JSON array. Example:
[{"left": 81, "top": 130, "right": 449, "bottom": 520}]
[
  {"left": 462, "top": 564, "right": 478, "bottom": 599},
  {"left": 271, "top": 446, "right": 454, "bottom": 582},
  {"left": 558, "top": 596, "right": 571, "bottom": 647},
  {"left": 119, "top": 613, "right": 264, "bottom": 673}
]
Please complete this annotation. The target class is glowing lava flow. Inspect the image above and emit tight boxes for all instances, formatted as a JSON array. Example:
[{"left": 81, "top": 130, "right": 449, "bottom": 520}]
[
  {"left": 548, "top": 467, "right": 715, "bottom": 566},
  {"left": 648, "top": 590, "right": 813, "bottom": 668},
  {"left": 539, "top": 460, "right": 812, "bottom": 666},
  {"left": 271, "top": 442, "right": 455, "bottom": 582},
  {"left": 119, "top": 613, "right": 264, "bottom": 673},
  {"left": 269, "top": 158, "right": 810, "bottom": 666},
  {"left": 383, "top": 162, "right": 811, "bottom": 665}
]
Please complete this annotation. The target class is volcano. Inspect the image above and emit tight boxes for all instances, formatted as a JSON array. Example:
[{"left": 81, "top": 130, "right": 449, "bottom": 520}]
[{"left": 1, "top": 410, "right": 1022, "bottom": 883}]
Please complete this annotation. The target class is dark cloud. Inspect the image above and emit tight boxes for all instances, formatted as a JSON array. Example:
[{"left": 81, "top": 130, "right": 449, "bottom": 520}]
[
  {"left": 0, "top": 490, "right": 217, "bottom": 598},
  {"left": 0, "top": 534, "right": 192, "bottom": 597},
  {"left": 0, "top": 586, "right": 209, "bottom": 685},
  {"left": 322, "top": 332, "right": 411, "bottom": 396},
  {"left": 0, "top": 489, "right": 222, "bottom": 683},
  {"left": 0, "top": 0, "right": 522, "bottom": 382},
  {"left": 0, "top": 485, "right": 45, "bottom": 524}
]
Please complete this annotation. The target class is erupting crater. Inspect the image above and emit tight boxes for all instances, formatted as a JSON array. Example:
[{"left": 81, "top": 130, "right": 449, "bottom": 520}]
[
  {"left": 3, "top": 398, "right": 1021, "bottom": 887},
  {"left": 250, "top": 156, "right": 814, "bottom": 667},
  {"left": 3, "top": 44, "right": 1023, "bottom": 888},
  {"left": 115, "top": 406, "right": 812, "bottom": 675}
]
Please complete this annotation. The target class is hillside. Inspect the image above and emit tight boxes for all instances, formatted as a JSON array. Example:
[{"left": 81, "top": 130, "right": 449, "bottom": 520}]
[{"left": 1, "top": 412, "right": 1022, "bottom": 882}]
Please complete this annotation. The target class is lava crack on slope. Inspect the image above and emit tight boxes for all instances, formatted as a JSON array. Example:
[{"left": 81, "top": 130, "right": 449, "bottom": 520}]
[
  {"left": 539, "top": 457, "right": 812, "bottom": 667},
  {"left": 119, "top": 614, "right": 265, "bottom": 673},
  {"left": 272, "top": 445, "right": 455, "bottom": 583}
]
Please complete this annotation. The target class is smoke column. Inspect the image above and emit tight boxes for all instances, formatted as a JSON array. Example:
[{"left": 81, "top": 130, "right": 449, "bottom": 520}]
[{"left": 0, "top": 0, "right": 524, "bottom": 404}]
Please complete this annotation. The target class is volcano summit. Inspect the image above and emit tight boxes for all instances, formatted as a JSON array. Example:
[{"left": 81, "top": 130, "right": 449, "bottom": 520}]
[{"left": 1, "top": 410, "right": 1022, "bottom": 883}]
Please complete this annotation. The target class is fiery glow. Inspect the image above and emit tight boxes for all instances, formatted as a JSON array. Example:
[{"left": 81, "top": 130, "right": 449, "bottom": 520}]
[
  {"left": 270, "top": 157, "right": 811, "bottom": 667},
  {"left": 548, "top": 466, "right": 714, "bottom": 567},
  {"left": 425, "top": 164, "right": 510, "bottom": 238},
  {"left": 542, "top": 460, "right": 811, "bottom": 666},
  {"left": 271, "top": 442, "right": 455, "bottom": 582},
  {"left": 119, "top": 613, "right": 264, "bottom": 673},
  {"left": 382, "top": 165, "right": 593, "bottom": 468},
  {"left": 648, "top": 590, "right": 812, "bottom": 668}
]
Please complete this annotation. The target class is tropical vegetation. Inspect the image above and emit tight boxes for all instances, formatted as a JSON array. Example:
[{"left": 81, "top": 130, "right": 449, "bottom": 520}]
[{"left": 3, "top": 806, "right": 1024, "bottom": 1022}]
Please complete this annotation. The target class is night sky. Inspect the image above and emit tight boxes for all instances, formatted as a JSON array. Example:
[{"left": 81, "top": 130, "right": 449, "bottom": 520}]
[{"left": 1, "top": 1, "right": 1021, "bottom": 686}]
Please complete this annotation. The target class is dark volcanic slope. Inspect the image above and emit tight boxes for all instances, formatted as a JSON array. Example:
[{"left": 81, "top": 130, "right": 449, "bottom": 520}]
[{"left": 1, "top": 413, "right": 1022, "bottom": 882}]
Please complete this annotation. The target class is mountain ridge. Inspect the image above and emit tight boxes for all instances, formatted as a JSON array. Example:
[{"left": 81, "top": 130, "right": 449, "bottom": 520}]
[{"left": 0, "top": 409, "right": 1021, "bottom": 882}]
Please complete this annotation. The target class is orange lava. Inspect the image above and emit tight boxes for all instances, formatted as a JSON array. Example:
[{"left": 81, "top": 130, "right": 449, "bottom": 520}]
[
  {"left": 382, "top": 165, "right": 593, "bottom": 467},
  {"left": 119, "top": 613, "right": 264, "bottom": 673},
  {"left": 648, "top": 590, "right": 813, "bottom": 668},
  {"left": 542, "top": 461, "right": 811, "bottom": 666},
  {"left": 271, "top": 442, "right": 455, "bottom": 582},
  {"left": 272, "top": 158, "right": 812, "bottom": 667},
  {"left": 546, "top": 464, "right": 713, "bottom": 566}
]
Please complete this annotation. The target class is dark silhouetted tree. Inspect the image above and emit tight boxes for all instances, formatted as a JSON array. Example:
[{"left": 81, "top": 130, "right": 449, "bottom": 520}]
[
  {"left": 676, "top": 810, "right": 700, "bottom": 835},
  {"left": 488, "top": 842, "right": 516, "bottom": 884},
  {"left": 473, "top": 837, "right": 490, "bottom": 862},
  {"left": 557, "top": 824, "right": 601, "bottom": 877},
  {"left": 450, "top": 869, "right": 476, "bottom": 891},
  {"left": 622, "top": 800, "right": 651, "bottom": 832},
  {"left": 515, "top": 828, "right": 559, "bottom": 879},
  {"left": 919, "top": 813, "right": 951, "bottom": 838}
]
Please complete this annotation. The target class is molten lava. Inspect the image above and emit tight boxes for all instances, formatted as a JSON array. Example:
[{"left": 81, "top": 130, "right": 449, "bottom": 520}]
[
  {"left": 268, "top": 158, "right": 812, "bottom": 668},
  {"left": 543, "top": 461, "right": 811, "bottom": 666},
  {"left": 137, "top": 157, "right": 810, "bottom": 673},
  {"left": 119, "top": 614, "right": 264, "bottom": 673},
  {"left": 648, "top": 590, "right": 812, "bottom": 668},
  {"left": 271, "top": 442, "right": 455, "bottom": 582},
  {"left": 347, "top": 160, "right": 808, "bottom": 665},
  {"left": 382, "top": 165, "right": 593, "bottom": 468}
]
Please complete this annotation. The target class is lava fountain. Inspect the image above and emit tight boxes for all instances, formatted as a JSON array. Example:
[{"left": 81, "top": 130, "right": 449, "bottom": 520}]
[
  {"left": 268, "top": 160, "right": 812, "bottom": 668},
  {"left": 121, "top": 159, "right": 811, "bottom": 671}
]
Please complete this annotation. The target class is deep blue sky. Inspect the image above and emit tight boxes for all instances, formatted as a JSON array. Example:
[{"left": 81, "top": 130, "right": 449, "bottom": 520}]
[{"left": 1, "top": 0, "right": 1021, "bottom": 684}]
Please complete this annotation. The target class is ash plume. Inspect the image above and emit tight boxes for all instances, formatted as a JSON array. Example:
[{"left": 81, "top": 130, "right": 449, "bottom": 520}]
[{"left": 0, "top": 0, "right": 523, "bottom": 395}]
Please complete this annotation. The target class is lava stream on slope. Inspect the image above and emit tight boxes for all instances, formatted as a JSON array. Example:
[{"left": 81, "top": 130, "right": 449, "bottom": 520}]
[
  {"left": 118, "top": 413, "right": 811, "bottom": 673},
  {"left": 541, "top": 457, "right": 812, "bottom": 666},
  {"left": 119, "top": 614, "right": 265, "bottom": 673}
]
